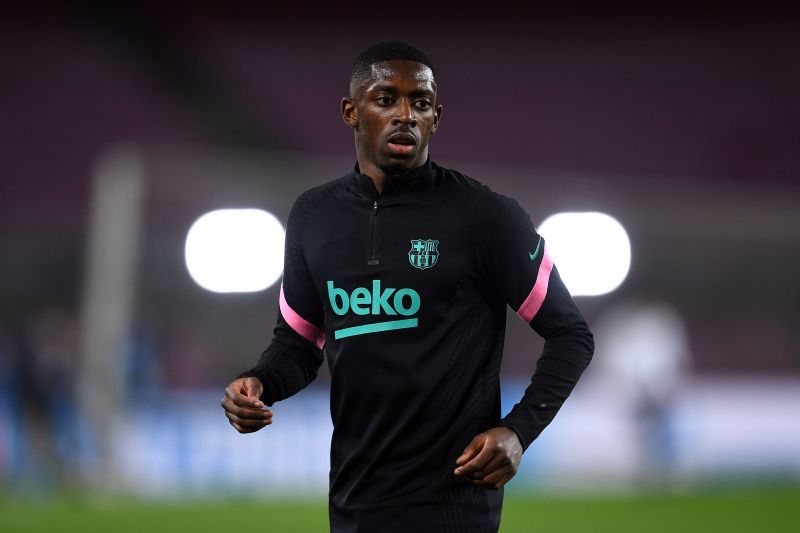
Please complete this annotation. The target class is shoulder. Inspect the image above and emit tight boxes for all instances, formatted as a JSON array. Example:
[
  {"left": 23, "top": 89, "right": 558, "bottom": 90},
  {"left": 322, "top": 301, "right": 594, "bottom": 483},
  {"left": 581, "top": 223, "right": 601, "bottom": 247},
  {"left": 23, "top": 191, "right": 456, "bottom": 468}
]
[
  {"left": 290, "top": 172, "right": 352, "bottom": 211},
  {"left": 302, "top": 172, "right": 352, "bottom": 202},
  {"left": 433, "top": 163, "right": 526, "bottom": 221},
  {"left": 432, "top": 162, "right": 486, "bottom": 192}
]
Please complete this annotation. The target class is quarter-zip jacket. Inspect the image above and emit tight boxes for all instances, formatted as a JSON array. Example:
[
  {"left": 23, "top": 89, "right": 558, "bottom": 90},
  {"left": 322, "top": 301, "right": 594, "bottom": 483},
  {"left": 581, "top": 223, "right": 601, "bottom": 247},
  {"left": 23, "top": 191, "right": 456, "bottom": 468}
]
[{"left": 240, "top": 158, "right": 594, "bottom": 532}]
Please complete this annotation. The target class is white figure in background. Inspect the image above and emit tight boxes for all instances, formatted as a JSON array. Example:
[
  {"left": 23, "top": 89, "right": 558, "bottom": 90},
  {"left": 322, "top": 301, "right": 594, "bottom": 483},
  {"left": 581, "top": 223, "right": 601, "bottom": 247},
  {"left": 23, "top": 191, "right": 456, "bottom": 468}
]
[{"left": 592, "top": 301, "right": 691, "bottom": 485}]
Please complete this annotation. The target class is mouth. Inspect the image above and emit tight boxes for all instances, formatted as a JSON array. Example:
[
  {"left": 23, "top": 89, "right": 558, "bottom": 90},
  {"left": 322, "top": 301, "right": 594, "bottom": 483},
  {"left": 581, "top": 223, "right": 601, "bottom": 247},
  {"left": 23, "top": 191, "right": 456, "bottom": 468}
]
[{"left": 386, "top": 132, "right": 417, "bottom": 155}]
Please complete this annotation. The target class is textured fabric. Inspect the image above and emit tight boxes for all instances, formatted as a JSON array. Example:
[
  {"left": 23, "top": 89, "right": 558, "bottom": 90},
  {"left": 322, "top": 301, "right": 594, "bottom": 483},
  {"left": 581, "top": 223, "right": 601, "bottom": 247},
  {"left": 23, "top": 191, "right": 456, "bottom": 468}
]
[
  {"left": 239, "top": 158, "right": 594, "bottom": 532},
  {"left": 516, "top": 244, "right": 554, "bottom": 322},
  {"left": 279, "top": 283, "right": 325, "bottom": 349}
]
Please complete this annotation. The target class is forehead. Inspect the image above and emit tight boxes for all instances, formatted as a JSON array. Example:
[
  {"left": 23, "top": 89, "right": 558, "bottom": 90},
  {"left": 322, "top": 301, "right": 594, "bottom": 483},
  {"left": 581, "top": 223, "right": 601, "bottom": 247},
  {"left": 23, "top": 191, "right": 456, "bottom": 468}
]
[{"left": 363, "top": 60, "right": 436, "bottom": 92}]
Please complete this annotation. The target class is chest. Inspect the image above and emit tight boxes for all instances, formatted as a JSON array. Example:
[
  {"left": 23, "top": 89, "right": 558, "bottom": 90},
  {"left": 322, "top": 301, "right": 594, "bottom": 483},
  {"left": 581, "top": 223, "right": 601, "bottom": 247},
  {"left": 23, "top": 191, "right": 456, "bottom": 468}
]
[{"left": 304, "top": 197, "right": 472, "bottom": 319}]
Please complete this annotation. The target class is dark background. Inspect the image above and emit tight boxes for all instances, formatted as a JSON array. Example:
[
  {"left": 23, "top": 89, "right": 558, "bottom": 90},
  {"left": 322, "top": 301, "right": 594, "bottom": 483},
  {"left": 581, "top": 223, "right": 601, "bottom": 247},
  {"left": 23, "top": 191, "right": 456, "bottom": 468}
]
[{"left": 1, "top": 4, "right": 798, "bottom": 389}]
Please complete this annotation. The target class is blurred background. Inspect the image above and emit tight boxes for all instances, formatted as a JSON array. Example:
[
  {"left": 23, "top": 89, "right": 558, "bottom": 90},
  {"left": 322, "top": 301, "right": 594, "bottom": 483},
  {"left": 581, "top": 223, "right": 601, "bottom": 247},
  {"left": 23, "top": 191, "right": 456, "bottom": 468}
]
[{"left": 1, "top": 3, "right": 799, "bottom": 531}]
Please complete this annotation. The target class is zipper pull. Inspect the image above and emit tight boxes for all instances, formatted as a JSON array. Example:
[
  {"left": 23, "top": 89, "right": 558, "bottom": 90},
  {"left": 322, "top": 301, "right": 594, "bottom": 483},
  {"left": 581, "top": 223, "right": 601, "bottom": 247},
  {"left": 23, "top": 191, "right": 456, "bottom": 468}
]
[{"left": 373, "top": 201, "right": 379, "bottom": 213}]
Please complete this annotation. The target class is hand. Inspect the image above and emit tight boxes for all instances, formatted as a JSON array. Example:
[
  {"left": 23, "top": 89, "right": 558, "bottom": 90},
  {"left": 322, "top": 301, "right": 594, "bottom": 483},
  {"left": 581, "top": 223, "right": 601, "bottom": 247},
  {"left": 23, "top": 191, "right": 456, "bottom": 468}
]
[
  {"left": 220, "top": 377, "right": 273, "bottom": 433},
  {"left": 453, "top": 427, "right": 523, "bottom": 490}
]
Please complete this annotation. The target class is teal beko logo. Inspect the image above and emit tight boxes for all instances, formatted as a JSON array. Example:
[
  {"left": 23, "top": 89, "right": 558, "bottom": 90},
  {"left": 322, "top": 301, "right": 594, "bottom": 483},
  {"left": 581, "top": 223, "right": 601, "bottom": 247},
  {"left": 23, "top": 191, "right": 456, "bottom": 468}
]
[
  {"left": 409, "top": 239, "right": 439, "bottom": 270},
  {"left": 327, "top": 280, "right": 420, "bottom": 340}
]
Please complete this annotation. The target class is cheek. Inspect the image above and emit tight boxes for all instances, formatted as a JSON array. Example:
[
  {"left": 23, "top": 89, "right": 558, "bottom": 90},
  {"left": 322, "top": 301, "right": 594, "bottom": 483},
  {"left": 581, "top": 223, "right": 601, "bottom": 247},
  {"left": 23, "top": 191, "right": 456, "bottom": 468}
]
[{"left": 361, "top": 115, "right": 388, "bottom": 144}]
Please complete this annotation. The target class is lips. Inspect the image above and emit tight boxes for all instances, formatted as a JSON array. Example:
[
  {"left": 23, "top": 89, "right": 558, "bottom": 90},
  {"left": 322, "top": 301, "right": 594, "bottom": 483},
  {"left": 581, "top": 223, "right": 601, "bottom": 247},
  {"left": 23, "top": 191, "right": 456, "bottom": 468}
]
[
  {"left": 386, "top": 132, "right": 417, "bottom": 155},
  {"left": 386, "top": 132, "right": 417, "bottom": 146}
]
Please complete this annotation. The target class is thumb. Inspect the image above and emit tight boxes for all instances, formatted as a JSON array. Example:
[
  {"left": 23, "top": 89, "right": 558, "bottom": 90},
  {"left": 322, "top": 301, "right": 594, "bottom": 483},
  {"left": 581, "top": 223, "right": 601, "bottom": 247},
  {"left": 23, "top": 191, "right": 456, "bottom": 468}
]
[
  {"left": 457, "top": 434, "right": 485, "bottom": 465},
  {"left": 243, "top": 378, "right": 264, "bottom": 407}
]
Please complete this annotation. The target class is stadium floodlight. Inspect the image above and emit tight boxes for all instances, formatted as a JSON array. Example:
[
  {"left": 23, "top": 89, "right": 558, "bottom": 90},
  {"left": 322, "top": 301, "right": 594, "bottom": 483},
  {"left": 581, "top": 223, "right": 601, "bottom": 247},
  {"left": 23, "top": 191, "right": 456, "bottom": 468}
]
[
  {"left": 185, "top": 208, "right": 285, "bottom": 293},
  {"left": 537, "top": 211, "right": 631, "bottom": 297}
]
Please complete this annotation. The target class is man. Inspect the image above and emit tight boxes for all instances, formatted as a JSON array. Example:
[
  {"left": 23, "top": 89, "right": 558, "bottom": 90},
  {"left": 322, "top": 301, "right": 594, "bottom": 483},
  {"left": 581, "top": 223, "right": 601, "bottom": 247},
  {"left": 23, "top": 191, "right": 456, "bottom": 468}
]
[{"left": 221, "top": 41, "right": 594, "bottom": 532}]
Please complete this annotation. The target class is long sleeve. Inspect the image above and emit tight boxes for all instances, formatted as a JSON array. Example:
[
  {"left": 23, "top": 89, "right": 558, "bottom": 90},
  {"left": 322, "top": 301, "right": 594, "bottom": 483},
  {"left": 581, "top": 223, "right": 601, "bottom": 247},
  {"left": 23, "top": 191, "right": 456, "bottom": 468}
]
[
  {"left": 476, "top": 191, "right": 594, "bottom": 451},
  {"left": 498, "top": 264, "right": 594, "bottom": 450},
  {"left": 238, "top": 191, "right": 326, "bottom": 406}
]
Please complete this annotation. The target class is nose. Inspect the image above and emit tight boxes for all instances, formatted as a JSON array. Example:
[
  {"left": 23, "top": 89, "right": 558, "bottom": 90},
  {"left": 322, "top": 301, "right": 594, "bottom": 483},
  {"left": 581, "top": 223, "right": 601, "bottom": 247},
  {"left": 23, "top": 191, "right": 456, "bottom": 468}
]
[{"left": 392, "top": 98, "right": 417, "bottom": 127}]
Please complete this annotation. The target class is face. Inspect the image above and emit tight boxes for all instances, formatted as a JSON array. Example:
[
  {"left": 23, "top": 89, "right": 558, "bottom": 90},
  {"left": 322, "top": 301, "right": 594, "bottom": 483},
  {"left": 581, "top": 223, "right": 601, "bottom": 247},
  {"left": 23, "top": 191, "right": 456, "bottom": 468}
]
[{"left": 342, "top": 60, "right": 442, "bottom": 177}]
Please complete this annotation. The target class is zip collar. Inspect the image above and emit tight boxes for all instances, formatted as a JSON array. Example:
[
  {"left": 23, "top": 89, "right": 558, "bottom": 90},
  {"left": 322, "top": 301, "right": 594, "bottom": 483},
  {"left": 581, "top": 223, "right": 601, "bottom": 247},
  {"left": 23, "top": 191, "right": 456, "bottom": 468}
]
[{"left": 350, "top": 157, "right": 438, "bottom": 201}]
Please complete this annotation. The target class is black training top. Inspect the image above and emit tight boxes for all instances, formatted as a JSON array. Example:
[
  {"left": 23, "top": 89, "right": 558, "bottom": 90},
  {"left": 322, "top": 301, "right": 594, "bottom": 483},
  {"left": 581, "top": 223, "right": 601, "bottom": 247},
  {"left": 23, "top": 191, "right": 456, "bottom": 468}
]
[{"left": 240, "top": 158, "right": 594, "bottom": 533}]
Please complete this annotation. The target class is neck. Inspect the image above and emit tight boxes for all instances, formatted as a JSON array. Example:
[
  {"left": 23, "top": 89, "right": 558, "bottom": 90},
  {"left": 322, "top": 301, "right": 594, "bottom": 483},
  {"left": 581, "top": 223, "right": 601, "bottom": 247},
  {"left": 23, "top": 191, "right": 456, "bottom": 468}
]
[
  {"left": 356, "top": 158, "right": 387, "bottom": 194},
  {"left": 356, "top": 148, "right": 429, "bottom": 195}
]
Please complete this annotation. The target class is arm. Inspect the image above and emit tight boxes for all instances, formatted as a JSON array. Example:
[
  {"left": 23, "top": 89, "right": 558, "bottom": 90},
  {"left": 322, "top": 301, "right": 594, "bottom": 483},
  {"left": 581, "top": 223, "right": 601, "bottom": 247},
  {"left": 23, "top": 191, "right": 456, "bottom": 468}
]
[
  {"left": 497, "top": 263, "right": 594, "bottom": 450},
  {"left": 236, "top": 295, "right": 324, "bottom": 406},
  {"left": 221, "top": 191, "right": 326, "bottom": 433},
  {"left": 454, "top": 191, "right": 594, "bottom": 488}
]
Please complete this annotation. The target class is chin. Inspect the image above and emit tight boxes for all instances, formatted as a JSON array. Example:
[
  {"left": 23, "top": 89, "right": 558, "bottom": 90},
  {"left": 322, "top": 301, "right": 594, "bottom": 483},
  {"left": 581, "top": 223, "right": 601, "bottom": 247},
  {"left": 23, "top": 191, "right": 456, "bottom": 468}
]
[
  {"left": 380, "top": 159, "right": 416, "bottom": 176},
  {"left": 381, "top": 152, "right": 422, "bottom": 172}
]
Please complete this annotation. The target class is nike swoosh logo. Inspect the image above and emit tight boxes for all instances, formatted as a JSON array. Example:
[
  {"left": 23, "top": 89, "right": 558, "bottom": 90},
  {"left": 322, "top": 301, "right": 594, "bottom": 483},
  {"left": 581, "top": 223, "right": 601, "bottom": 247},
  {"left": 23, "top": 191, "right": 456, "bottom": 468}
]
[{"left": 529, "top": 236, "right": 542, "bottom": 261}]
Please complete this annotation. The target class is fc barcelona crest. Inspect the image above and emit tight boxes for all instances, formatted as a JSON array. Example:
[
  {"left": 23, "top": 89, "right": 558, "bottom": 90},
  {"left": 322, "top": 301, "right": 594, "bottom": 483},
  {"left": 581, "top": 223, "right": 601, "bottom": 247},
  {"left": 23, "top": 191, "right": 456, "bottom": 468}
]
[{"left": 409, "top": 239, "right": 440, "bottom": 270}]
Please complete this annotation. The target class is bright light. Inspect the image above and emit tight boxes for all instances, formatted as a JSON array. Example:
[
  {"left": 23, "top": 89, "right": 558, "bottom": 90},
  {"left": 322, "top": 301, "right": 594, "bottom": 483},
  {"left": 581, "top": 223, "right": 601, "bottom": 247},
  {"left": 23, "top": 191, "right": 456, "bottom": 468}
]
[
  {"left": 538, "top": 212, "right": 631, "bottom": 297},
  {"left": 185, "top": 209, "right": 285, "bottom": 293}
]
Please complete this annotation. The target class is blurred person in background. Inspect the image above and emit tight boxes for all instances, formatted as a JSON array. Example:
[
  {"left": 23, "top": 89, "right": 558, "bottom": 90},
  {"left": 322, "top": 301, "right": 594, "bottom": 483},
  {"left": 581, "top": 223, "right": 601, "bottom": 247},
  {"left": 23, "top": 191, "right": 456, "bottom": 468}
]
[
  {"left": 221, "top": 40, "right": 594, "bottom": 532},
  {"left": 592, "top": 301, "right": 691, "bottom": 485},
  {"left": 13, "top": 308, "right": 79, "bottom": 493},
  {"left": 0, "top": 324, "right": 17, "bottom": 488}
]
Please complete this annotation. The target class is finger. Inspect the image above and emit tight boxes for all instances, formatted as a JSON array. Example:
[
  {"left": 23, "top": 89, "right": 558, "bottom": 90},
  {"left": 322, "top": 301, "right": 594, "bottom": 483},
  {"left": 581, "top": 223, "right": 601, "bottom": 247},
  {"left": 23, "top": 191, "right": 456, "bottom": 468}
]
[
  {"left": 456, "top": 435, "right": 483, "bottom": 466},
  {"left": 229, "top": 416, "right": 265, "bottom": 434},
  {"left": 235, "top": 405, "right": 273, "bottom": 420},
  {"left": 225, "top": 386, "right": 264, "bottom": 409},
  {"left": 220, "top": 397, "right": 272, "bottom": 420},
  {"left": 488, "top": 471, "right": 514, "bottom": 490},
  {"left": 224, "top": 404, "right": 273, "bottom": 422},
  {"left": 233, "top": 393, "right": 265, "bottom": 410},
  {"left": 243, "top": 380, "right": 264, "bottom": 401},
  {"left": 470, "top": 479, "right": 501, "bottom": 490},
  {"left": 469, "top": 473, "right": 502, "bottom": 490},
  {"left": 471, "top": 466, "right": 506, "bottom": 488},
  {"left": 227, "top": 415, "right": 270, "bottom": 431},
  {"left": 468, "top": 453, "right": 509, "bottom": 480},
  {"left": 228, "top": 419, "right": 246, "bottom": 433},
  {"left": 454, "top": 442, "right": 495, "bottom": 476},
  {"left": 225, "top": 410, "right": 272, "bottom": 429},
  {"left": 225, "top": 410, "right": 272, "bottom": 426},
  {"left": 472, "top": 465, "right": 516, "bottom": 490}
]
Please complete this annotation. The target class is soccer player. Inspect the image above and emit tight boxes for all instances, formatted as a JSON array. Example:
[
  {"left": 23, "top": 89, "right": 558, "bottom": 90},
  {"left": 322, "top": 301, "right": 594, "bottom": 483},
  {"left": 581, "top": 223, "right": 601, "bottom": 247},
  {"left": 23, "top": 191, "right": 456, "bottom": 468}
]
[{"left": 221, "top": 41, "right": 594, "bottom": 532}]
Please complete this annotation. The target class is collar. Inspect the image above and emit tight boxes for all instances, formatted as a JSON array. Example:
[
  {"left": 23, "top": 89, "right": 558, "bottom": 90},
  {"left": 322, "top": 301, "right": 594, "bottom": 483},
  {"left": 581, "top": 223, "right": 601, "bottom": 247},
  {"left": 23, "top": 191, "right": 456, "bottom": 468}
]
[{"left": 350, "top": 157, "right": 438, "bottom": 201}]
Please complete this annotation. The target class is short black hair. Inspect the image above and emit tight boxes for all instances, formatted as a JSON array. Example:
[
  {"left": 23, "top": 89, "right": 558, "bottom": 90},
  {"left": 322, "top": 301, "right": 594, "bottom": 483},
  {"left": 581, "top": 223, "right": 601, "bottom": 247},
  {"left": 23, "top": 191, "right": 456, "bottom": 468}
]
[{"left": 350, "top": 40, "right": 436, "bottom": 92}]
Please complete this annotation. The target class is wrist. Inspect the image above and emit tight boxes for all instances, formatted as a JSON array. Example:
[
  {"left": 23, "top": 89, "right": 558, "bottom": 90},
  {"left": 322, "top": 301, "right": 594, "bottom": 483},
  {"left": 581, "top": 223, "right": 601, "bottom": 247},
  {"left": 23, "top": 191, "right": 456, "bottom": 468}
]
[{"left": 495, "top": 423, "right": 525, "bottom": 452}]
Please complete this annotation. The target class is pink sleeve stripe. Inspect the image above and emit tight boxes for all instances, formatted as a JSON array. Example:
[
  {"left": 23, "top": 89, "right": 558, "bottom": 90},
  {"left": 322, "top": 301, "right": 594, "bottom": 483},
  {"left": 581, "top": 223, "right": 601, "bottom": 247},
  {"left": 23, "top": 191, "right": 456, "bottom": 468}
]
[
  {"left": 516, "top": 244, "right": 554, "bottom": 323},
  {"left": 279, "top": 284, "right": 325, "bottom": 350}
]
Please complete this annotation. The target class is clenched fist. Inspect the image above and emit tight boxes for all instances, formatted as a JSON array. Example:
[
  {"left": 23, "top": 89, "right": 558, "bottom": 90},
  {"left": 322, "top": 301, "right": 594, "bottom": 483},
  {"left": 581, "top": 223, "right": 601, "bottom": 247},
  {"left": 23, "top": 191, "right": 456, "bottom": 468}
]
[
  {"left": 220, "top": 377, "right": 272, "bottom": 433},
  {"left": 453, "top": 427, "right": 522, "bottom": 490}
]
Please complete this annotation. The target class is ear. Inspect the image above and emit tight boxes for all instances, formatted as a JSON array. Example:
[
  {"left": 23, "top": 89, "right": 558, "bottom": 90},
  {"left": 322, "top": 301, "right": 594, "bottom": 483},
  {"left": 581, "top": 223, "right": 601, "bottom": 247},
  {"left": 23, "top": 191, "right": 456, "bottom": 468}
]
[
  {"left": 431, "top": 104, "right": 443, "bottom": 134},
  {"left": 342, "top": 97, "right": 358, "bottom": 128}
]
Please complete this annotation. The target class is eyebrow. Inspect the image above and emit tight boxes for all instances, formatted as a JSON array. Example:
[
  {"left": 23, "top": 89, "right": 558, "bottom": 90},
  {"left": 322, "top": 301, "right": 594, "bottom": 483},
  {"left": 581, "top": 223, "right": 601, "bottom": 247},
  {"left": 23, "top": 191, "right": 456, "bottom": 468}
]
[{"left": 368, "top": 84, "right": 435, "bottom": 97}]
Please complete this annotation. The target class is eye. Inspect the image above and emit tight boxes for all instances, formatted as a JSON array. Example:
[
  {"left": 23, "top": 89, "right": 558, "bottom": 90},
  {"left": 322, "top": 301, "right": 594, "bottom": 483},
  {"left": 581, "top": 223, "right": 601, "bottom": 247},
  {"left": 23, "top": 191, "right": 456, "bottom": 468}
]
[
  {"left": 376, "top": 96, "right": 394, "bottom": 106},
  {"left": 415, "top": 100, "right": 432, "bottom": 110}
]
